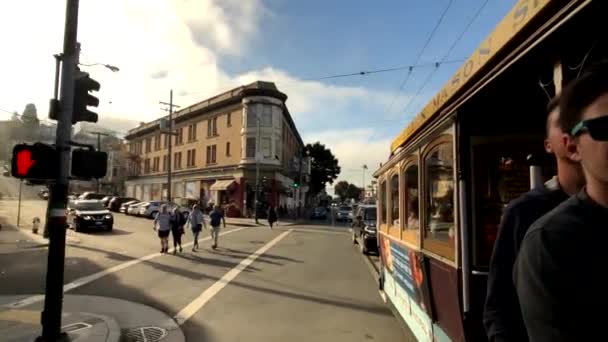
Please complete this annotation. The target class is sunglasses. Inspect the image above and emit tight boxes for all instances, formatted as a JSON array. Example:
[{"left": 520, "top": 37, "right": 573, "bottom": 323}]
[{"left": 570, "top": 116, "right": 608, "bottom": 141}]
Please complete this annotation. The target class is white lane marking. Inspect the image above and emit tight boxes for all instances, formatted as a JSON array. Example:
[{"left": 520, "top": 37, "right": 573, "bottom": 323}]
[
  {"left": 291, "top": 228, "right": 348, "bottom": 235},
  {"left": 173, "top": 229, "right": 292, "bottom": 326},
  {"left": 4, "top": 226, "right": 249, "bottom": 309}
]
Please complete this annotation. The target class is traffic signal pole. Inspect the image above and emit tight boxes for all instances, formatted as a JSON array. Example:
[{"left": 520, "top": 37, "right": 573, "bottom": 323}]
[{"left": 39, "top": 0, "right": 79, "bottom": 340}]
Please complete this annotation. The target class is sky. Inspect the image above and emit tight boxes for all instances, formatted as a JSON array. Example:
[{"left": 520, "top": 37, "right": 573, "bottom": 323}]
[{"left": 0, "top": 0, "right": 517, "bottom": 195}]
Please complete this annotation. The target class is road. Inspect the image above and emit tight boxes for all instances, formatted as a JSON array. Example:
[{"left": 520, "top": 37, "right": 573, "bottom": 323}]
[{"left": 0, "top": 199, "right": 414, "bottom": 341}]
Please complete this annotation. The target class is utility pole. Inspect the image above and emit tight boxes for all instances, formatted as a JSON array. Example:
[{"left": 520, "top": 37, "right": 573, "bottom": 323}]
[
  {"left": 160, "top": 90, "right": 179, "bottom": 204},
  {"left": 253, "top": 114, "right": 260, "bottom": 224},
  {"left": 39, "top": 0, "right": 79, "bottom": 340},
  {"left": 86, "top": 131, "right": 110, "bottom": 192},
  {"left": 362, "top": 164, "right": 368, "bottom": 200}
]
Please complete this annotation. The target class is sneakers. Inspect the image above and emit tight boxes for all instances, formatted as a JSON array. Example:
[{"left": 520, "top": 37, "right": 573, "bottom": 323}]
[{"left": 179, "top": 246, "right": 183, "bottom": 252}]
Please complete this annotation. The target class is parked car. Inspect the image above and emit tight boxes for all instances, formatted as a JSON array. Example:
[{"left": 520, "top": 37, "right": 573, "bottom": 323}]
[
  {"left": 336, "top": 206, "right": 353, "bottom": 222},
  {"left": 67, "top": 200, "right": 114, "bottom": 232},
  {"left": 78, "top": 192, "right": 107, "bottom": 200},
  {"left": 119, "top": 200, "right": 139, "bottom": 213},
  {"left": 127, "top": 202, "right": 147, "bottom": 215},
  {"left": 351, "top": 205, "right": 377, "bottom": 254},
  {"left": 100, "top": 196, "right": 113, "bottom": 207},
  {"left": 108, "top": 197, "right": 137, "bottom": 212},
  {"left": 139, "top": 201, "right": 166, "bottom": 218},
  {"left": 310, "top": 207, "right": 328, "bottom": 220}
]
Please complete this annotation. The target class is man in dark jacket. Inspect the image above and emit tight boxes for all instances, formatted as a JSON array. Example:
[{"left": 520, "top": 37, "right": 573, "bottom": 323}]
[
  {"left": 483, "top": 95, "right": 584, "bottom": 342},
  {"left": 514, "top": 62, "right": 608, "bottom": 342}
]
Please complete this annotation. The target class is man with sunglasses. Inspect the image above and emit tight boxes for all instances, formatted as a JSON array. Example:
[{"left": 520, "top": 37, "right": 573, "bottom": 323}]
[
  {"left": 484, "top": 95, "right": 584, "bottom": 342},
  {"left": 514, "top": 62, "right": 608, "bottom": 342}
]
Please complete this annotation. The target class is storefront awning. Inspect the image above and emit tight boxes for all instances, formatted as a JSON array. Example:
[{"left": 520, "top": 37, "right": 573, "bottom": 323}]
[{"left": 210, "top": 179, "right": 235, "bottom": 191}]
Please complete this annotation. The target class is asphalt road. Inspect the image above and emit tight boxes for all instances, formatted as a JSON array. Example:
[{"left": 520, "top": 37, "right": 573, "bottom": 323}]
[{"left": 0, "top": 199, "right": 414, "bottom": 341}]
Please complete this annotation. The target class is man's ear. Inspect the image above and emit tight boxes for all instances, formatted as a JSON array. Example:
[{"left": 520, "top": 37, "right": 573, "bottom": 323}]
[
  {"left": 544, "top": 138, "right": 552, "bottom": 153},
  {"left": 564, "top": 135, "right": 582, "bottom": 162}
]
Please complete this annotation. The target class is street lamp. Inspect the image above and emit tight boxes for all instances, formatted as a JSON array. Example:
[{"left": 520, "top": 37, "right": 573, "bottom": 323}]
[{"left": 79, "top": 62, "right": 120, "bottom": 72}]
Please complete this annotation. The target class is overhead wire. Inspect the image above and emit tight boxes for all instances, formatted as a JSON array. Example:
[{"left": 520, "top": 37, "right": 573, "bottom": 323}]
[
  {"left": 383, "top": 0, "right": 454, "bottom": 116},
  {"left": 399, "top": 0, "right": 490, "bottom": 117}
]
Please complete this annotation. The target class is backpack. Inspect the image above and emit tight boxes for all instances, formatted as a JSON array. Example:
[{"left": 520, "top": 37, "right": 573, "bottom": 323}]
[{"left": 210, "top": 211, "right": 222, "bottom": 226}]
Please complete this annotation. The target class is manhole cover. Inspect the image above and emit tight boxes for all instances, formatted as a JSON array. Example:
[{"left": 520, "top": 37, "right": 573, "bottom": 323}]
[{"left": 123, "top": 326, "right": 168, "bottom": 342}]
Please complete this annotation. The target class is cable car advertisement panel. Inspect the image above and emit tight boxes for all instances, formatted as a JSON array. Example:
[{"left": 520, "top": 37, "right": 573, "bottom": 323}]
[{"left": 379, "top": 234, "right": 436, "bottom": 341}]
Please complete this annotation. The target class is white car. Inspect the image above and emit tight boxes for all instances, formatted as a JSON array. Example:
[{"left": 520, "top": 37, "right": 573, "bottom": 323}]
[
  {"left": 336, "top": 206, "right": 353, "bottom": 222},
  {"left": 139, "top": 201, "right": 166, "bottom": 218},
  {"left": 127, "top": 202, "right": 147, "bottom": 215}
]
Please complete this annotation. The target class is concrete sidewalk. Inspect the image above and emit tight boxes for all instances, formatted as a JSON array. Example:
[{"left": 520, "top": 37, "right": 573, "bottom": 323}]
[
  {"left": 0, "top": 223, "right": 48, "bottom": 254},
  {"left": 0, "top": 295, "right": 185, "bottom": 342}
]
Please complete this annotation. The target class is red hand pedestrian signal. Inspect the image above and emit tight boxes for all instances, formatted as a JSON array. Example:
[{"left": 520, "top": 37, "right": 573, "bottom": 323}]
[
  {"left": 11, "top": 143, "right": 58, "bottom": 180},
  {"left": 16, "top": 150, "right": 36, "bottom": 176}
]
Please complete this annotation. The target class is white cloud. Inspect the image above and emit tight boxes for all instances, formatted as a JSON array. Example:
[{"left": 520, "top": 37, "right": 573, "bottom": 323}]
[{"left": 304, "top": 128, "right": 392, "bottom": 194}]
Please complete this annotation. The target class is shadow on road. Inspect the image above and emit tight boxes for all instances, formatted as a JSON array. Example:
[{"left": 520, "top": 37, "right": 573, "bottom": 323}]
[{"left": 75, "top": 228, "right": 133, "bottom": 236}]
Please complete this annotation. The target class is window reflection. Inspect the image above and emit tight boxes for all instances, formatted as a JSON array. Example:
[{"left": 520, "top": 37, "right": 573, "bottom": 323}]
[
  {"left": 405, "top": 164, "right": 419, "bottom": 231},
  {"left": 425, "top": 142, "right": 454, "bottom": 245},
  {"left": 391, "top": 175, "right": 399, "bottom": 226},
  {"left": 380, "top": 181, "right": 387, "bottom": 224}
]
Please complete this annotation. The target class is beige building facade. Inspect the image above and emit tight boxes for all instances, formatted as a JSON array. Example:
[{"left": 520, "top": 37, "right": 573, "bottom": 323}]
[{"left": 124, "top": 81, "right": 305, "bottom": 217}]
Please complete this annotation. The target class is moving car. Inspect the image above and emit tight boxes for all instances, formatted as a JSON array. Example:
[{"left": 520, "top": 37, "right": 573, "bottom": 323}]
[
  {"left": 351, "top": 204, "right": 377, "bottom": 254},
  {"left": 336, "top": 206, "right": 353, "bottom": 222},
  {"left": 67, "top": 200, "right": 114, "bottom": 232},
  {"left": 310, "top": 207, "right": 328, "bottom": 220}
]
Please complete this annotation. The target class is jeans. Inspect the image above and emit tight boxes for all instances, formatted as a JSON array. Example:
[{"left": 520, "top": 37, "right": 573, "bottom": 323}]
[{"left": 211, "top": 226, "right": 220, "bottom": 246}]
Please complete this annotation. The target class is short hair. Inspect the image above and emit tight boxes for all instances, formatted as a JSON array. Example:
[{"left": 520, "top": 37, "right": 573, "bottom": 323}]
[{"left": 559, "top": 60, "right": 608, "bottom": 133}]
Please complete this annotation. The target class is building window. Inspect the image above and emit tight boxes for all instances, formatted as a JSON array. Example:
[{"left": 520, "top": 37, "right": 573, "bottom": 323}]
[
  {"left": 261, "top": 137, "right": 271, "bottom": 158},
  {"left": 390, "top": 174, "right": 399, "bottom": 226},
  {"left": 154, "top": 134, "right": 161, "bottom": 151},
  {"left": 144, "top": 158, "right": 151, "bottom": 174},
  {"left": 164, "top": 135, "right": 169, "bottom": 148},
  {"left": 162, "top": 155, "right": 168, "bottom": 171},
  {"left": 246, "top": 137, "right": 256, "bottom": 158},
  {"left": 174, "top": 128, "right": 183, "bottom": 145},
  {"left": 226, "top": 142, "right": 231, "bottom": 156},
  {"left": 227, "top": 112, "right": 232, "bottom": 127},
  {"left": 261, "top": 105, "right": 272, "bottom": 127},
  {"left": 145, "top": 138, "right": 151, "bottom": 153},
  {"left": 112, "top": 167, "right": 118, "bottom": 177},
  {"left": 186, "top": 149, "right": 196, "bottom": 167},
  {"left": 174, "top": 152, "right": 182, "bottom": 169},
  {"left": 206, "top": 145, "right": 217, "bottom": 164},
  {"left": 424, "top": 138, "right": 455, "bottom": 260},
  {"left": 153, "top": 157, "right": 160, "bottom": 172},
  {"left": 187, "top": 123, "right": 197, "bottom": 142},
  {"left": 247, "top": 104, "right": 258, "bottom": 128},
  {"left": 207, "top": 118, "right": 218, "bottom": 137},
  {"left": 275, "top": 138, "right": 281, "bottom": 160}
]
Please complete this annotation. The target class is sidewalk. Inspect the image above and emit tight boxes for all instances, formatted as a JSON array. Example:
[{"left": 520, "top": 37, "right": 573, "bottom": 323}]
[
  {"left": 0, "top": 223, "right": 48, "bottom": 254},
  {"left": 0, "top": 295, "right": 185, "bottom": 342}
]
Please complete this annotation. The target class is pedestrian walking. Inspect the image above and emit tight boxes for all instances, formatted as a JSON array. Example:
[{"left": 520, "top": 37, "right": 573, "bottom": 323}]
[
  {"left": 188, "top": 204, "right": 205, "bottom": 251},
  {"left": 170, "top": 207, "right": 186, "bottom": 254},
  {"left": 267, "top": 206, "right": 277, "bottom": 229},
  {"left": 153, "top": 204, "right": 172, "bottom": 253},
  {"left": 209, "top": 205, "right": 226, "bottom": 249}
]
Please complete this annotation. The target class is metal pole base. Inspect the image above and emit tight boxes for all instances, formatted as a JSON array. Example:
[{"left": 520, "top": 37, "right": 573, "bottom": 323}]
[{"left": 35, "top": 332, "right": 69, "bottom": 342}]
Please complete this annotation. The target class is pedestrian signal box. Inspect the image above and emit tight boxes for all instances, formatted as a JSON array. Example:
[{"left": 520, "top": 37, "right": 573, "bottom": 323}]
[
  {"left": 11, "top": 143, "right": 59, "bottom": 180},
  {"left": 71, "top": 149, "right": 107, "bottom": 179}
]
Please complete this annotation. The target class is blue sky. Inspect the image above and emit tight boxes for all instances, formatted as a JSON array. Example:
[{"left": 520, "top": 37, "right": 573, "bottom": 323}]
[{"left": 0, "top": 0, "right": 517, "bottom": 191}]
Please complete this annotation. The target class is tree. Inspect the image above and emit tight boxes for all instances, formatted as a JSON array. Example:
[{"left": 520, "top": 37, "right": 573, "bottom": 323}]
[
  {"left": 20, "top": 103, "right": 39, "bottom": 141},
  {"left": 345, "top": 183, "right": 363, "bottom": 200},
  {"left": 334, "top": 181, "right": 349, "bottom": 201},
  {"left": 306, "top": 142, "right": 341, "bottom": 196}
]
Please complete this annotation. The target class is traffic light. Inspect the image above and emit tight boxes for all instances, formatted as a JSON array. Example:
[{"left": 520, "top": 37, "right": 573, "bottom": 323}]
[
  {"left": 72, "top": 70, "right": 100, "bottom": 124},
  {"left": 71, "top": 149, "right": 107, "bottom": 179},
  {"left": 11, "top": 143, "right": 59, "bottom": 180},
  {"left": 293, "top": 182, "right": 299, "bottom": 188}
]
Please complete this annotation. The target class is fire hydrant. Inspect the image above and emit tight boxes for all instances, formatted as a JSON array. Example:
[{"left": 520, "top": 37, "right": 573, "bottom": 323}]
[{"left": 32, "top": 217, "right": 40, "bottom": 234}]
